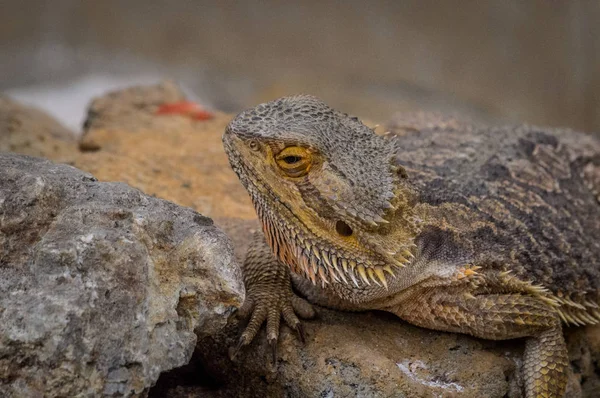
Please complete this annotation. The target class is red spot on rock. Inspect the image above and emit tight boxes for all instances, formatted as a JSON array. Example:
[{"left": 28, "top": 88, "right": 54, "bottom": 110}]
[{"left": 155, "top": 101, "right": 214, "bottom": 121}]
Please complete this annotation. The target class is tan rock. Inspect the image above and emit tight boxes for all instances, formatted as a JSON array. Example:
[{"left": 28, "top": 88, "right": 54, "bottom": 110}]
[
  {"left": 2, "top": 82, "right": 255, "bottom": 222},
  {"left": 75, "top": 82, "right": 255, "bottom": 221},
  {"left": 0, "top": 96, "right": 77, "bottom": 160}
]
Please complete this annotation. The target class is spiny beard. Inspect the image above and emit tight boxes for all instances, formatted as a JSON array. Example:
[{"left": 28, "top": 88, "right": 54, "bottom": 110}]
[{"left": 252, "top": 194, "right": 411, "bottom": 290}]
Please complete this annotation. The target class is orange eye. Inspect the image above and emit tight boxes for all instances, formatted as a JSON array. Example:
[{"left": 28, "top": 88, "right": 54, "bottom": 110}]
[{"left": 275, "top": 147, "right": 311, "bottom": 178}]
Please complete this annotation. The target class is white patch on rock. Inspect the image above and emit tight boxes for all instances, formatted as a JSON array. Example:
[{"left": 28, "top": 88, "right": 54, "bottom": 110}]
[{"left": 396, "top": 360, "right": 464, "bottom": 393}]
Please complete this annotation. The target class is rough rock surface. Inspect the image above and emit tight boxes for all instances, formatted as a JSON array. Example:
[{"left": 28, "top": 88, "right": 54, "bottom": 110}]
[
  {"left": 3, "top": 83, "right": 600, "bottom": 397},
  {"left": 76, "top": 81, "right": 255, "bottom": 220},
  {"left": 0, "top": 153, "right": 243, "bottom": 397},
  {"left": 0, "top": 96, "right": 77, "bottom": 160}
]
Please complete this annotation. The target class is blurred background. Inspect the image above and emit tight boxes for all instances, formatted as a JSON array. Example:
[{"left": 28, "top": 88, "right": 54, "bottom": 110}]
[{"left": 1, "top": 0, "right": 599, "bottom": 134}]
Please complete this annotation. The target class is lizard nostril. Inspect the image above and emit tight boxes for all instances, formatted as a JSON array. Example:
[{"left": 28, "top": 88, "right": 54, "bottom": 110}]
[{"left": 335, "top": 220, "right": 353, "bottom": 237}]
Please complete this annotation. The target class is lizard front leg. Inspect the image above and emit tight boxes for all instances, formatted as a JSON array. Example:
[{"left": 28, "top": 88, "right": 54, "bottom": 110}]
[
  {"left": 387, "top": 275, "right": 568, "bottom": 398},
  {"left": 233, "top": 231, "right": 315, "bottom": 364}
]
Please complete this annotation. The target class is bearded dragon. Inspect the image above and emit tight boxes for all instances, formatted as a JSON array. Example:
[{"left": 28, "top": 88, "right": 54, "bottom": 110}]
[{"left": 222, "top": 95, "right": 600, "bottom": 398}]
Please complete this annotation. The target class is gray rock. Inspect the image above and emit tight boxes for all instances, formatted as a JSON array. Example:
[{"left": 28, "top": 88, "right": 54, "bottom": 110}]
[{"left": 0, "top": 153, "right": 244, "bottom": 397}]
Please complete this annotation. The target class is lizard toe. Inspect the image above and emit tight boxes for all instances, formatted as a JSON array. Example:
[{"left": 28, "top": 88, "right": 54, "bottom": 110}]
[
  {"left": 240, "top": 305, "right": 267, "bottom": 345},
  {"left": 282, "top": 303, "right": 306, "bottom": 344},
  {"left": 237, "top": 297, "right": 255, "bottom": 319},
  {"left": 291, "top": 295, "right": 316, "bottom": 319},
  {"left": 266, "top": 308, "right": 282, "bottom": 346}
]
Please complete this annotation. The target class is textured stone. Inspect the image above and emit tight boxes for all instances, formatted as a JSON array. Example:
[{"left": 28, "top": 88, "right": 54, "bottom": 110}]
[
  {"left": 0, "top": 96, "right": 77, "bottom": 160},
  {"left": 76, "top": 82, "right": 255, "bottom": 221},
  {"left": 0, "top": 153, "right": 243, "bottom": 397}
]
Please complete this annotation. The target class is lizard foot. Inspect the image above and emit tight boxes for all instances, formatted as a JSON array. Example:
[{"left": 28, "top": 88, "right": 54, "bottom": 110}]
[
  {"left": 232, "top": 290, "right": 315, "bottom": 365},
  {"left": 231, "top": 231, "right": 315, "bottom": 365}
]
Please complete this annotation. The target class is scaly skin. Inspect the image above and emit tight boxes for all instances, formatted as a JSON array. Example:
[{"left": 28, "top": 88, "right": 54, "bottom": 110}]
[{"left": 223, "top": 95, "right": 600, "bottom": 397}]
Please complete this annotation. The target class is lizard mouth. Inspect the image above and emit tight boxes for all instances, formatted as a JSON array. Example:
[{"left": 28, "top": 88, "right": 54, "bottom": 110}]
[{"left": 224, "top": 131, "right": 415, "bottom": 290}]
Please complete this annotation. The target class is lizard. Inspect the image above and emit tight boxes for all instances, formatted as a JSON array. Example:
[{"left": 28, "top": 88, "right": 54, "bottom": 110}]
[{"left": 222, "top": 95, "right": 600, "bottom": 398}]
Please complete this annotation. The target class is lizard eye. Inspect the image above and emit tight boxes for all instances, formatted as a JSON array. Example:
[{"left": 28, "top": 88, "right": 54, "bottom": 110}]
[
  {"left": 276, "top": 146, "right": 311, "bottom": 178},
  {"left": 282, "top": 155, "right": 302, "bottom": 164}
]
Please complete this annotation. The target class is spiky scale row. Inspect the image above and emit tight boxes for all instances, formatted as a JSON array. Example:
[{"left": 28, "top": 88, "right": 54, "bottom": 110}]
[
  {"left": 557, "top": 308, "right": 600, "bottom": 326},
  {"left": 556, "top": 298, "right": 600, "bottom": 326},
  {"left": 496, "top": 269, "right": 600, "bottom": 327},
  {"left": 584, "top": 300, "right": 599, "bottom": 309},
  {"left": 556, "top": 296, "right": 587, "bottom": 310},
  {"left": 293, "top": 239, "right": 408, "bottom": 290},
  {"left": 257, "top": 203, "right": 419, "bottom": 291}
]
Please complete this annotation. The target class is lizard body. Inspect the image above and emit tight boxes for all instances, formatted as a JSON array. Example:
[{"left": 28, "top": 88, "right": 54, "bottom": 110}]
[{"left": 223, "top": 95, "right": 600, "bottom": 397}]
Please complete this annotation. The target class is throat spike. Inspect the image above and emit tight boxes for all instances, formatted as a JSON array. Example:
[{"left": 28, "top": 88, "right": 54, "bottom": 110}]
[
  {"left": 330, "top": 255, "right": 348, "bottom": 284},
  {"left": 317, "top": 266, "right": 330, "bottom": 284},
  {"left": 328, "top": 266, "right": 341, "bottom": 283},
  {"left": 310, "top": 254, "right": 319, "bottom": 274},
  {"left": 373, "top": 215, "right": 389, "bottom": 224},
  {"left": 357, "top": 265, "right": 370, "bottom": 285},
  {"left": 383, "top": 265, "right": 395, "bottom": 277},
  {"left": 391, "top": 258, "right": 407, "bottom": 268},
  {"left": 306, "top": 266, "right": 317, "bottom": 285},
  {"left": 349, "top": 270, "right": 360, "bottom": 287},
  {"left": 341, "top": 258, "right": 349, "bottom": 273},
  {"left": 322, "top": 252, "right": 332, "bottom": 268},
  {"left": 367, "top": 268, "right": 381, "bottom": 287},
  {"left": 401, "top": 249, "right": 415, "bottom": 259},
  {"left": 395, "top": 255, "right": 408, "bottom": 264},
  {"left": 312, "top": 247, "right": 322, "bottom": 261},
  {"left": 374, "top": 267, "right": 388, "bottom": 289},
  {"left": 299, "top": 249, "right": 310, "bottom": 271}
]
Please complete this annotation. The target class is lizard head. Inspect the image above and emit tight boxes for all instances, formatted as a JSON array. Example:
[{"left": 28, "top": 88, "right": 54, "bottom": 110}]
[{"left": 223, "top": 95, "right": 419, "bottom": 289}]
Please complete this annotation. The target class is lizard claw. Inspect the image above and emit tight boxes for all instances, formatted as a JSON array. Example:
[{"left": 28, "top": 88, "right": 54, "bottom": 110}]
[
  {"left": 231, "top": 336, "right": 248, "bottom": 360},
  {"left": 295, "top": 323, "right": 306, "bottom": 344},
  {"left": 269, "top": 338, "right": 278, "bottom": 366}
]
